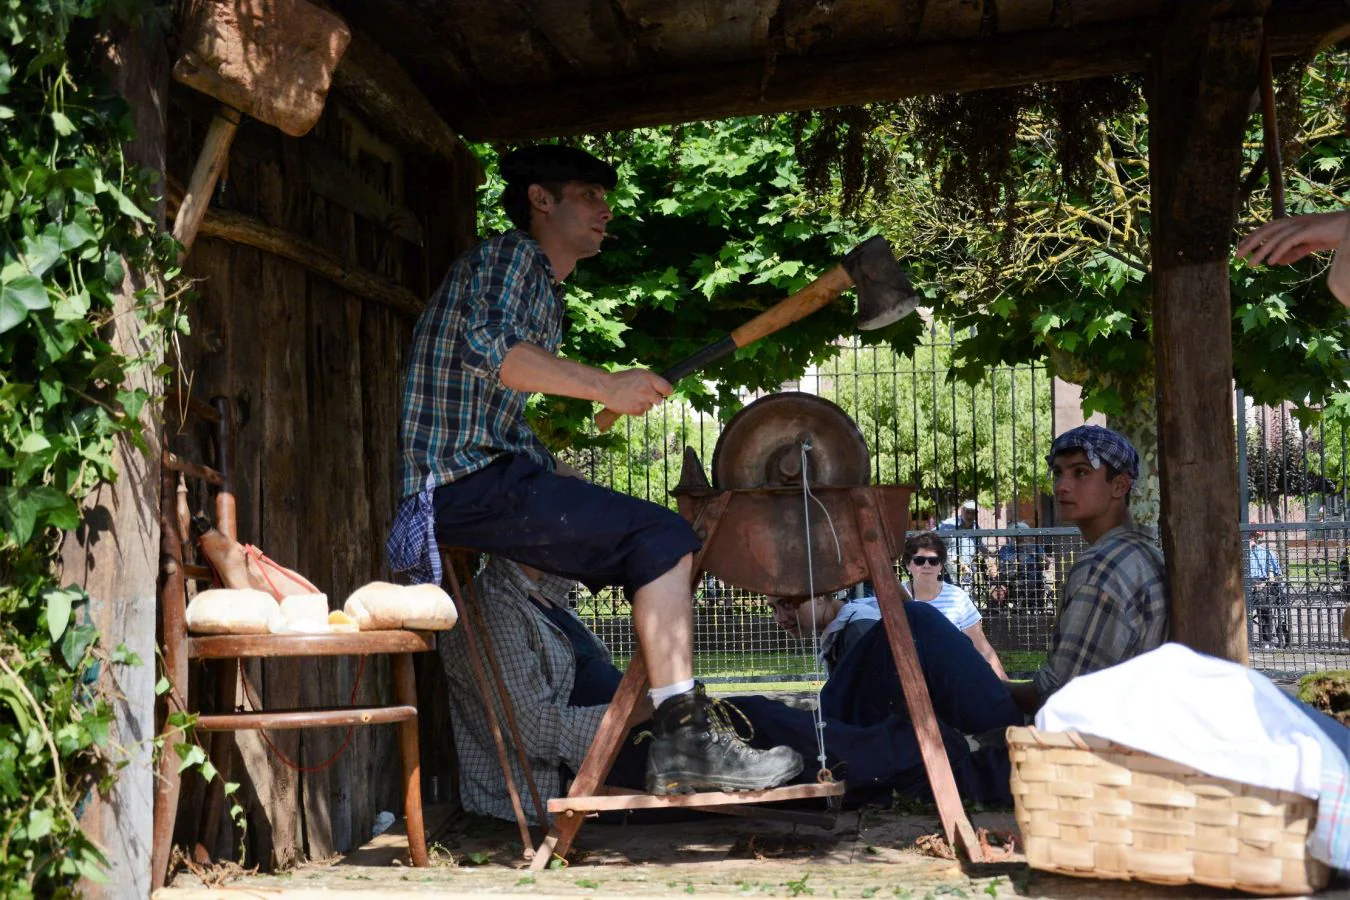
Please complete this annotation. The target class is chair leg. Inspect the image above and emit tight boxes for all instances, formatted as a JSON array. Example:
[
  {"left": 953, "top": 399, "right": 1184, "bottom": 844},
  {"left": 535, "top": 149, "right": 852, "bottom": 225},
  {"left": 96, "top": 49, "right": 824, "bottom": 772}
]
[
  {"left": 194, "top": 658, "right": 238, "bottom": 864},
  {"left": 393, "top": 652, "right": 430, "bottom": 867},
  {"left": 151, "top": 717, "right": 184, "bottom": 887}
]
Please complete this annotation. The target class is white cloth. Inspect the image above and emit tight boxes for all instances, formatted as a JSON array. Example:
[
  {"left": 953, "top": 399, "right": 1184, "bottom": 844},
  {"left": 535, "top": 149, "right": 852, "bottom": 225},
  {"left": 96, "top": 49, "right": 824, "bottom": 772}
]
[
  {"left": 914, "top": 581, "right": 980, "bottom": 632},
  {"left": 1037, "top": 642, "right": 1350, "bottom": 868}
]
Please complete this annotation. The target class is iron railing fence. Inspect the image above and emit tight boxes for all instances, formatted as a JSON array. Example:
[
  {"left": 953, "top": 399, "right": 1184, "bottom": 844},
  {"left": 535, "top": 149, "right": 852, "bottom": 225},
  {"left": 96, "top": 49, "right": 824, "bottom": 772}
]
[
  {"left": 553, "top": 333, "right": 1349, "bottom": 684},
  {"left": 571, "top": 526, "right": 1094, "bottom": 683},
  {"left": 562, "top": 326, "right": 1057, "bottom": 526},
  {"left": 569, "top": 522, "right": 1350, "bottom": 686},
  {"left": 1242, "top": 522, "right": 1350, "bottom": 681}
]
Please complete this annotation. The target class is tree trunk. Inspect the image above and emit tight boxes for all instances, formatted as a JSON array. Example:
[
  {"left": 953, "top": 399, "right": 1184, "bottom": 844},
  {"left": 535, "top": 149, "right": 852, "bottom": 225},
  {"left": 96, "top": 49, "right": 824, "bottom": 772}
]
[{"left": 1109, "top": 388, "right": 1161, "bottom": 528}]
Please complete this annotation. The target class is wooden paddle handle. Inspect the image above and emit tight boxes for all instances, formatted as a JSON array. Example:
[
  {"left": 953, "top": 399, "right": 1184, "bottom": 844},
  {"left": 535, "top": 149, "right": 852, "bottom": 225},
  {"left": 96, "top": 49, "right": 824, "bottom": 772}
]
[{"left": 172, "top": 105, "right": 242, "bottom": 259}]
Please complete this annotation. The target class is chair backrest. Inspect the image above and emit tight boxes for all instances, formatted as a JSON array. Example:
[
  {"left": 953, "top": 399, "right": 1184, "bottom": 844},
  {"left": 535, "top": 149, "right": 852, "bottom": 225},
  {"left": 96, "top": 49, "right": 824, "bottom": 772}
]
[{"left": 159, "top": 394, "right": 235, "bottom": 676}]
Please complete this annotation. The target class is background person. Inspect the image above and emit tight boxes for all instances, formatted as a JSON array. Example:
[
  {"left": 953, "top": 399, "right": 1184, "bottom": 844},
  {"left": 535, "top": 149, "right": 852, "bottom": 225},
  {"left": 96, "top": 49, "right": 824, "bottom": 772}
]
[
  {"left": 937, "top": 500, "right": 988, "bottom": 589},
  {"left": 1246, "top": 529, "right": 1289, "bottom": 649},
  {"left": 902, "top": 532, "right": 1008, "bottom": 679},
  {"left": 993, "top": 522, "right": 1052, "bottom": 610}
]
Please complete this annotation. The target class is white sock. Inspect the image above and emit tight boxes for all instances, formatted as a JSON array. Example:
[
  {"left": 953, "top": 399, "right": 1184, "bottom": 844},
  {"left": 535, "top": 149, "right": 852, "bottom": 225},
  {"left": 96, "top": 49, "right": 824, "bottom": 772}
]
[{"left": 649, "top": 678, "right": 696, "bottom": 708}]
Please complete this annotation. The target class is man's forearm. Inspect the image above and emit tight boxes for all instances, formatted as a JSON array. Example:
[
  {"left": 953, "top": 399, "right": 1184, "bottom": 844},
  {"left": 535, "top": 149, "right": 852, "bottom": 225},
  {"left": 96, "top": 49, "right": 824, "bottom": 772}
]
[{"left": 500, "top": 342, "right": 608, "bottom": 402}]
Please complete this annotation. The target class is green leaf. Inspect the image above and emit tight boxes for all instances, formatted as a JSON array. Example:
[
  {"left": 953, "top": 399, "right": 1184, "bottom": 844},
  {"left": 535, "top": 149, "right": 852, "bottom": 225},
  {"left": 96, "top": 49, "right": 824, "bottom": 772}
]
[
  {"left": 59, "top": 623, "right": 97, "bottom": 669},
  {"left": 0, "top": 676, "right": 33, "bottom": 736},
  {"left": 19, "top": 433, "right": 51, "bottom": 453},
  {"left": 27, "top": 809, "right": 53, "bottom": 841},
  {"left": 175, "top": 742, "right": 207, "bottom": 773},
  {"left": 45, "top": 586, "right": 79, "bottom": 643},
  {"left": 104, "top": 181, "right": 152, "bottom": 224},
  {"left": 0, "top": 275, "right": 50, "bottom": 332},
  {"left": 155, "top": 676, "right": 172, "bottom": 695},
  {"left": 50, "top": 110, "right": 75, "bottom": 135}
]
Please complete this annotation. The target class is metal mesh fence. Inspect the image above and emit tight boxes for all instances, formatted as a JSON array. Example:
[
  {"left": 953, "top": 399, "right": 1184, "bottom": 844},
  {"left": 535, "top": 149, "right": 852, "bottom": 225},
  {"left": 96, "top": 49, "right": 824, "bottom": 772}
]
[
  {"left": 556, "top": 332, "right": 1349, "bottom": 683},
  {"left": 1243, "top": 522, "right": 1350, "bottom": 680},
  {"left": 571, "top": 526, "right": 1097, "bottom": 685}
]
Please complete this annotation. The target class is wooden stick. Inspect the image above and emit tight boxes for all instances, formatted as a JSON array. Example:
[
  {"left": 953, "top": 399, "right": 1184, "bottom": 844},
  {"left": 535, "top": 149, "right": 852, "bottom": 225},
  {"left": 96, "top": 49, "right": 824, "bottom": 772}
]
[
  {"left": 167, "top": 186, "right": 424, "bottom": 319},
  {"left": 850, "top": 487, "right": 983, "bottom": 863},
  {"left": 1259, "top": 34, "right": 1286, "bottom": 219},
  {"left": 531, "top": 649, "right": 650, "bottom": 870},
  {"left": 173, "top": 106, "right": 241, "bottom": 260},
  {"left": 443, "top": 563, "right": 536, "bottom": 856}
]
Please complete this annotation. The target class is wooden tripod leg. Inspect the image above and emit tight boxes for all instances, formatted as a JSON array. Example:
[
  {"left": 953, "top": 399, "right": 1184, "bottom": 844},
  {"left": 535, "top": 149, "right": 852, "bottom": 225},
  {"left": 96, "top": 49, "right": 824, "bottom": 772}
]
[
  {"left": 850, "top": 488, "right": 984, "bottom": 863},
  {"left": 458, "top": 566, "right": 549, "bottom": 826},
  {"left": 443, "top": 563, "right": 536, "bottom": 856},
  {"left": 531, "top": 649, "right": 649, "bottom": 871}
]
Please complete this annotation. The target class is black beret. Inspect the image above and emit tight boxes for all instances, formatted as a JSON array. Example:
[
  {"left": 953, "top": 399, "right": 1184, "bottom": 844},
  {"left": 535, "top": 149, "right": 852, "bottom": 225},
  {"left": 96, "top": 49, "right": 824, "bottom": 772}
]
[{"left": 499, "top": 145, "right": 617, "bottom": 190}]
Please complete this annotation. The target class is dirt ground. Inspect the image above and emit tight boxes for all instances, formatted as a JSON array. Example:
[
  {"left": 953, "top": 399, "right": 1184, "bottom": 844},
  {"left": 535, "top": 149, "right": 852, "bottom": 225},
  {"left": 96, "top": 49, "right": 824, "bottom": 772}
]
[{"left": 155, "top": 803, "right": 1346, "bottom": 900}]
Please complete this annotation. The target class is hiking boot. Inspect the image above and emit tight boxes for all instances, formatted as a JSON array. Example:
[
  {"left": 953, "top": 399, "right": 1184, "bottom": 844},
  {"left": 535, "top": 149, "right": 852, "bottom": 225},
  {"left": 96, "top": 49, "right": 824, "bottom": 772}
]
[{"left": 645, "top": 683, "right": 803, "bottom": 795}]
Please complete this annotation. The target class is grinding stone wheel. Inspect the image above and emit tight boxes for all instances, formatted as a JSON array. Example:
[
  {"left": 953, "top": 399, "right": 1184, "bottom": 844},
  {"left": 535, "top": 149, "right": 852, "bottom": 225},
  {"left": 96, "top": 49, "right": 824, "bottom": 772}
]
[{"left": 711, "top": 392, "right": 870, "bottom": 490}]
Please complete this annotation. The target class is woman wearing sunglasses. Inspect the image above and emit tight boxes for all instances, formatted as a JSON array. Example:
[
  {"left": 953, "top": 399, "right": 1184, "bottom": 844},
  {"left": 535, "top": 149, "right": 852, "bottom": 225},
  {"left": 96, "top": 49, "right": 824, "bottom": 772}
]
[{"left": 905, "top": 532, "right": 1008, "bottom": 680}]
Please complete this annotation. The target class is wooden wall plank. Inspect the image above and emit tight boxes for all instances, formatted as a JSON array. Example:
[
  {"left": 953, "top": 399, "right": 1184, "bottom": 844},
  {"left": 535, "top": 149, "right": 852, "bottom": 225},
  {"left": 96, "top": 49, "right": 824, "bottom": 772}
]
[
  {"left": 249, "top": 150, "right": 310, "bottom": 870},
  {"left": 776, "top": 0, "right": 922, "bottom": 53},
  {"left": 68, "top": 21, "right": 168, "bottom": 897},
  {"left": 919, "top": 0, "right": 986, "bottom": 42},
  {"left": 612, "top": 0, "right": 778, "bottom": 64},
  {"left": 995, "top": 0, "right": 1054, "bottom": 32}
]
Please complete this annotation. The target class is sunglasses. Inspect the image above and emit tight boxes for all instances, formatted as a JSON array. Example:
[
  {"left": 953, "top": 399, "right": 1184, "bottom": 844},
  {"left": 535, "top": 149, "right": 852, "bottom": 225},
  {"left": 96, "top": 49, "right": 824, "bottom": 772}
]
[{"left": 910, "top": 555, "right": 943, "bottom": 567}]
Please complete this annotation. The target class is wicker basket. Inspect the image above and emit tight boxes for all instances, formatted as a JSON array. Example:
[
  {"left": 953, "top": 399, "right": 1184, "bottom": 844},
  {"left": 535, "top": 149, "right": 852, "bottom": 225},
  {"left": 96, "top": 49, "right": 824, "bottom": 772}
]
[{"left": 1008, "top": 727, "right": 1330, "bottom": 896}]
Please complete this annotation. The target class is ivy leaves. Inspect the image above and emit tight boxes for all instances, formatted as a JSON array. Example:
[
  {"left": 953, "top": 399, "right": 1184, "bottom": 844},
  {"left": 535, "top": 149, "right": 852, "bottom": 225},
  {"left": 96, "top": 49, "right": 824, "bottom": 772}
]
[{"left": 1, "top": 0, "right": 182, "bottom": 894}]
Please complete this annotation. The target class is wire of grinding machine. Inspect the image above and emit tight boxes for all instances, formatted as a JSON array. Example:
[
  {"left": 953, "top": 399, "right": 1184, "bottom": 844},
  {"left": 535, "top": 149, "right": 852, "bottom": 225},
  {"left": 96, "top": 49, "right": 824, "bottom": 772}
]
[{"left": 799, "top": 440, "right": 843, "bottom": 795}]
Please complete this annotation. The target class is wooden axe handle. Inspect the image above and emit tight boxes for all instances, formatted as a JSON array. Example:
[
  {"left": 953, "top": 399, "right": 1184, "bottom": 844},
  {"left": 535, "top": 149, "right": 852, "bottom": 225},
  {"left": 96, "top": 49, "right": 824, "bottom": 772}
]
[
  {"left": 595, "top": 263, "right": 854, "bottom": 433},
  {"left": 172, "top": 106, "right": 242, "bottom": 260}
]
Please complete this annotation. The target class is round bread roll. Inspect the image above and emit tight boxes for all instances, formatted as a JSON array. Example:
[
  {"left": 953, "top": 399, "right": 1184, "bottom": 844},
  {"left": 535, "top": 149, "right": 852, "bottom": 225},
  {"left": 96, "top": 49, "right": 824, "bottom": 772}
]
[
  {"left": 399, "top": 583, "right": 458, "bottom": 631},
  {"left": 343, "top": 581, "right": 457, "bottom": 631},
  {"left": 186, "top": 588, "right": 281, "bottom": 635}
]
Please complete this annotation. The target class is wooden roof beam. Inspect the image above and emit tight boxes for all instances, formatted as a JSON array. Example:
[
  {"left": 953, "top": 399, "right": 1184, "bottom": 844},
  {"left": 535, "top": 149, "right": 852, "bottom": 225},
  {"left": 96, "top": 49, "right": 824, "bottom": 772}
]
[{"left": 446, "top": 4, "right": 1348, "bottom": 141}]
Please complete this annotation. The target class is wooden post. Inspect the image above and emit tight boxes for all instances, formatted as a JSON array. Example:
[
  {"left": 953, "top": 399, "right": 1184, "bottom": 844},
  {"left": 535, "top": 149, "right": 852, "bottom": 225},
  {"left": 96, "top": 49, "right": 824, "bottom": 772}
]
[
  {"left": 61, "top": 21, "right": 168, "bottom": 898},
  {"left": 1148, "top": 2, "right": 1269, "bottom": 664}
]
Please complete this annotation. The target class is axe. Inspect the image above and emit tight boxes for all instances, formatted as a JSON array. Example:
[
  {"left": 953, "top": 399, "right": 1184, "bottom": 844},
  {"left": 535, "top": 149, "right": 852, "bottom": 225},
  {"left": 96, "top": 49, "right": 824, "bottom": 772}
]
[{"left": 595, "top": 236, "right": 918, "bottom": 432}]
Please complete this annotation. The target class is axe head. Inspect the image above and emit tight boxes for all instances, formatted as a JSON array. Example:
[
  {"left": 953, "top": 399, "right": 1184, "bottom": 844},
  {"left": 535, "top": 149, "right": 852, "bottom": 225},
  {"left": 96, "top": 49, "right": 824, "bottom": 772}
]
[{"left": 843, "top": 236, "right": 920, "bottom": 330}]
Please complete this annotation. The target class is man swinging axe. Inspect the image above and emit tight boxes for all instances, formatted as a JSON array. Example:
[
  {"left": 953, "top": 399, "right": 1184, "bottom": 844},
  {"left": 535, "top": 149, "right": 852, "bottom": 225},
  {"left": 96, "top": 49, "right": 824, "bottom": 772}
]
[{"left": 390, "top": 144, "right": 816, "bottom": 794}]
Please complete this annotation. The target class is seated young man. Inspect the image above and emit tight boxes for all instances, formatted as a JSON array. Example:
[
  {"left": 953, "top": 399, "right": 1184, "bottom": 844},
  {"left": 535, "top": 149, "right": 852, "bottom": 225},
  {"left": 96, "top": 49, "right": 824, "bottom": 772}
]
[
  {"left": 1006, "top": 425, "right": 1168, "bottom": 715},
  {"left": 768, "top": 585, "right": 1024, "bottom": 804}
]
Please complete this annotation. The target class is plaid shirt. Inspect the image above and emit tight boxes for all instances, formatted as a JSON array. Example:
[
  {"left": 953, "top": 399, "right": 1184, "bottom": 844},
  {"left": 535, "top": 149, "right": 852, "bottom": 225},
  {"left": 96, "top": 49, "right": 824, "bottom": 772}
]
[
  {"left": 398, "top": 230, "right": 566, "bottom": 499},
  {"left": 1033, "top": 524, "right": 1168, "bottom": 699},
  {"left": 439, "top": 557, "right": 610, "bottom": 824}
]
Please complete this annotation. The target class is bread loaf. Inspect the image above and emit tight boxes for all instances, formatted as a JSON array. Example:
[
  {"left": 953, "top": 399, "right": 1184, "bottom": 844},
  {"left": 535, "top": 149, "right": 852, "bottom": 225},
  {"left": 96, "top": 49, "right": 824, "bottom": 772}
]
[
  {"left": 344, "top": 582, "right": 458, "bottom": 631},
  {"left": 186, "top": 588, "right": 281, "bottom": 634}
]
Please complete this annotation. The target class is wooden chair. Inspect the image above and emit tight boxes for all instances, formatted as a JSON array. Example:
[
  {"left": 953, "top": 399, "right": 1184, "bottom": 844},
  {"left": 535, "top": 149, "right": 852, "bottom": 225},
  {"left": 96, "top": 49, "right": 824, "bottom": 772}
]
[{"left": 152, "top": 394, "right": 433, "bottom": 887}]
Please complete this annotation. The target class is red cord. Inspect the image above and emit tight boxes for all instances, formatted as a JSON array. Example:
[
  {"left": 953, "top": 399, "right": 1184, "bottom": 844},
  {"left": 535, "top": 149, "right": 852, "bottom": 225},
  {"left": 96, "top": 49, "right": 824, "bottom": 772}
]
[{"left": 239, "top": 655, "right": 367, "bottom": 773}]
